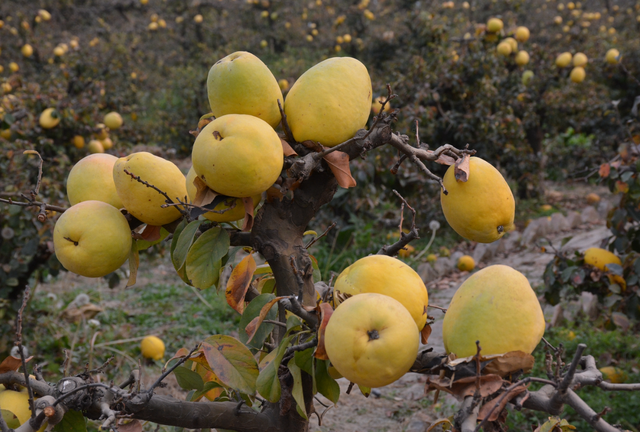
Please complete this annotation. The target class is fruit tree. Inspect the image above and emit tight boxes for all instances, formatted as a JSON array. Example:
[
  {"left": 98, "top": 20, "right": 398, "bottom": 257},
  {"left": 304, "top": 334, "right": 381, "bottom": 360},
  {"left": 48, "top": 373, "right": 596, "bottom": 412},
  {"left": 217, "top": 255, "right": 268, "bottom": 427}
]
[{"left": 1, "top": 48, "right": 640, "bottom": 432}]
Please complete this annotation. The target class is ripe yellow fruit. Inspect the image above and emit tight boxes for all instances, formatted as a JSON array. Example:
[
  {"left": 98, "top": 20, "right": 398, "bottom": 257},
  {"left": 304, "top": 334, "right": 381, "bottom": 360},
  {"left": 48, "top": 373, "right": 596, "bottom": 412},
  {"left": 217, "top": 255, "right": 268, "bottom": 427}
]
[
  {"left": 457, "top": 255, "right": 475, "bottom": 271},
  {"left": 504, "top": 37, "right": 518, "bottom": 52},
  {"left": 278, "top": 78, "right": 289, "bottom": 92},
  {"left": 573, "top": 52, "right": 588, "bottom": 67},
  {"left": 398, "top": 244, "right": 415, "bottom": 258},
  {"left": 104, "top": 111, "right": 123, "bottom": 129},
  {"left": 599, "top": 366, "right": 627, "bottom": 383},
  {"left": 325, "top": 293, "right": 419, "bottom": 388},
  {"left": 192, "top": 114, "right": 283, "bottom": 198},
  {"left": 9, "top": 62, "right": 19, "bottom": 72},
  {"left": 284, "top": 57, "right": 372, "bottom": 147},
  {"left": 0, "top": 390, "right": 34, "bottom": 429},
  {"left": 522, "top": 70, "right": 535, "bottom": 86},
  {"left": 53, "top": 46, "right": 65, "bottom": 57},
  {"left": 441, "top": 157, "right": 515, "bottom": 243},
  {"left": 371, "top": 96, "right": 391, "bottom": 115},
  {"left": 148, "top": 22, "right": 158, "bottom": 31},
  {"left": 496, "top": 41, "right": 512, "bottom": 56},
  {"left": 605, "top": 48, "right": 620, "bottom": 64},
  {"left": 67, "top": 154, "right": 123, "bottom": 209},
  {"left": 38, "top": 9, "right": 52, "bottom": 21},
  {"left": 487, "top": 17, "right": 504, "bottom": 33},
  {"left": 72, "top": 135, "right": 85, "bottom": 149},
  {"left": 583, "top": 248, "right": 621, "bottom": 271},
  {"left": 443, "top": 265, "right": 545, "bottom": 357},
  {"left": 556, "top": 52, "right": 573, "bottom": 67},
  {"left": 206, "top": 51, "right": 283, "bottom": 129},
  {"left": 515, "top": 26, "right": 530, "bottom": 42},
  {"left": 185, "top": 166, "right": 261, "bottom": 223},
  {"left": 194, "top": 14, "right": 203, "bottom": 23},
  {"left": 586, "top": 193, "right": 600, "bottom": 204},
  {"left": 96, "top": 123, "right": 109, "bottom": 140},
  {"left": 113, "top": 152, "right": 188, "bottom": 226},
  {"left": 141, "top": 335, "right": 165, "bottom": 360},
  {"left": 570, "top": 66, "right": 586, "bottom": 83},
  {"left": 515, "top": 50, "right": 530, "bottom": 66},
  {"left": 334, "top": 255, "right": 429, "bottom": 330},
  {"left": 426, "top": 253, "right": 438, "bottom": 263},
  {"left": 554, "top": 16, "right": 563, "bottom": 24},
  {"left": 39, "top": 108, "right": 61, "bottom": 129},
  {"left": 53, "top": 201, "right": 132, "bottom": 277},
  {"left": 87, "top": 140, "right": 104, "bottom": 154},
  {"left": 21, "top": 44, "right": 33, "bottom": 57}
]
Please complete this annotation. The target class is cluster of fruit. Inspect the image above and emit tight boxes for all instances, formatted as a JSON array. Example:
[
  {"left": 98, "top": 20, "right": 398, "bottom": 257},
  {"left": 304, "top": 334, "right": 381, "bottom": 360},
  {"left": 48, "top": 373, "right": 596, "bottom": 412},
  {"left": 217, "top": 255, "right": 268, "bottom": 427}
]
[{"left": 52, "top": 51, "right": 373, "bottom": 279}]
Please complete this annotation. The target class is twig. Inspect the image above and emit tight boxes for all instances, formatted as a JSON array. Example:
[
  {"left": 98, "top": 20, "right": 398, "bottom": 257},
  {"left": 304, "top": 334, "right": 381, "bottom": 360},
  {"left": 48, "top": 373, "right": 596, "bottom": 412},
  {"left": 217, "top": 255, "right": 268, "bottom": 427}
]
[
  {"left": 362, "top": 84, "right": 397, "bottom": 141},
  {"left": 284, "top": 337, "right": 318, "bottom": 357},
  {"left": 148, "top": 345, "right": 199, "bottom": 393},
  {"left": 278, "top": 99, "right": 294, "bottom": 142},
  {"left": 24, "top": 150, "right": 44, "bottom": 198},
  {"left": 0, "top": 198, "right": 68, "bottom": 213},
  {"left": 263, "top": 320, "right": 288, "bottom": 328},
  {"left": 279, "top": 296, "right": 318, "bottom": 327},
  {"left": 305, "top": 222, "right": 336, "bottom": 249},
  {"left": 427, "top": 305, "right": 447, "bottom": 312},
  {"left": 558, "top": 343, "right": 586, "bottom": 394},
  {"left": 15, "top": 286, "right": 36, "bottom": 420},
  {"left": 377, "top": 190, "right": 419, "bottom": 256}
]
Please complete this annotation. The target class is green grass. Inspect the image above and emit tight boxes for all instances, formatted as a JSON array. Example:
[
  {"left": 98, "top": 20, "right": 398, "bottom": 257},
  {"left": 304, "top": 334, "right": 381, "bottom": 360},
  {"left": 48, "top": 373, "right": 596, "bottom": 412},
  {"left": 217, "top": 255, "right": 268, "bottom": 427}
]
[{"left": 506, "top": 324, "right": 640, "bottom": 430}]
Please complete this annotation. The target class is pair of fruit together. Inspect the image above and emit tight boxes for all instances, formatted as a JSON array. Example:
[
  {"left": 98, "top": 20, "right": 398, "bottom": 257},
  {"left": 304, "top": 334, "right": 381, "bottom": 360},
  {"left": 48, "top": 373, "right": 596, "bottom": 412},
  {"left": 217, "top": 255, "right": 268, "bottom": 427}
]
[
  {"left": 53, "top": 51, "right": 373, "bottom": 279},
  {"left": 324, "top": 255, "right": 546, "bottom": 389}
]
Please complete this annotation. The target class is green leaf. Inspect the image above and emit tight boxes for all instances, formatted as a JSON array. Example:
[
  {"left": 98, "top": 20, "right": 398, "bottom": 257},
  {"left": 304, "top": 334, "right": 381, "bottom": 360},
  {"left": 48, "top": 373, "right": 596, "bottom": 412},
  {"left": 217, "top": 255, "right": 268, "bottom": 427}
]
[
  {"left": 186, "top": 227, "right": 230, "bottom": 289},
  {"left": 309, "top": 255, "right": 322, "bottom": 283},
  {"left": 288, "top": 358, "right": 307, "bottom": 419},
  {"left": 137, "top": 227, "right": 170, "bottom": 251},
  {"left": 286, "top": 315, "right": 303, "bottom": 331},
  {"left": 127, "top": 241, "right": 139, "bottom": 288},
  {"left": 174, "top": 365, "right": 204, "bottom": 391},
  {"left": 239, "top": 293, "right": 277, "bottom": 350},
  {"left": 294, "top": 348, "right": 316, "bottom": 394},
  {"left": 191, "top": 380, "right": 224, "bottom": 401},
  {"left": 170, "top": 219, "right": 189, "bottom": 283},
  {"left": 171, "top": 220, "right": 205, "bottom": 281},
  {"left": 202, "top": 335, "right": 259, "bottom": 395},
  {"left": 256, "top": 335, "right": 293, "bottom": 402},
  {"left": 52, "top": 409, "right": 87, "bottom": 432},
  {"left": 1, "top": 409, "right": 20, "bottom": 429},
  {"left": 315, "top": 359, "right": 340, "bottom": 404}
]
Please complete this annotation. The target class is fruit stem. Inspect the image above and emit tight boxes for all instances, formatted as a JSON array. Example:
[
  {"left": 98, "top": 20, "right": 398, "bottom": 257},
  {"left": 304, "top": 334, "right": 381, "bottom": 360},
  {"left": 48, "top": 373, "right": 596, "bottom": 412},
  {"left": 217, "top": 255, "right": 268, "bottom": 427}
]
[{"left": 64, "top": 237, "right": 78, "bottom": 246}]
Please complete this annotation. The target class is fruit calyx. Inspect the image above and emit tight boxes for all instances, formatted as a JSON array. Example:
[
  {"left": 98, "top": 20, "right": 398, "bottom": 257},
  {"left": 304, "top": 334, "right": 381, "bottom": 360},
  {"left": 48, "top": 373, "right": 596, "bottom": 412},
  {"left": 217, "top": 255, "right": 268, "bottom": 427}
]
[{"left": 367, "top": 329, "right": 380, "bottom": 341}]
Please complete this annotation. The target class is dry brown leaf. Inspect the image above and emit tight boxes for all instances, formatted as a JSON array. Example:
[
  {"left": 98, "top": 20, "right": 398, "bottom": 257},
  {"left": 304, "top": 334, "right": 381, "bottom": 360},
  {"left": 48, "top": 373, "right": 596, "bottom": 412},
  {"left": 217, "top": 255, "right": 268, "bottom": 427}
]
[
  {"left": 435, "top": 154, "right": 457, "bottom": 166},
  {"left": 117, "top": 420, "right": 143, "bottom": 432},
  {"left": 266, "top": 185, "right": 285, "bottom": 202},
  {"left": 314, "top": 303, "right": 334, "bottom": 360},
  {"left": 324, "top": 151, "right": 356, "bottom": 189},
  {"left": 281, "top": 177, "right": 302, "bottom": 193},
  {"left": 0, "top": 355, "right": 33, "bottom": 374},
  {"left": 245, "top": 296, "right": 286, "bottom": 343},
  {"left": 225, "top": 253, "right": 257, "bottom": 314},
  {"left": 454, "top": 154, "right": 471, "bottom": 182},
  {"left": 140, "top": 225, "right": 161, "bottom": 242},
  {"left": 425, "top": 374, "right": 503, "bottom": 400},
  {"left": 421, "top": 323, "right": 432, "bottom": 345},
  {"left": 60, "top": 304, "right": 103, "bottom": 323},
  {"left": 483, "top": 351, "right": 535, "bottom": 377},
  {"left": 241, "top": 196, "right": 255, "bottom": 232},
  {"left": 478, "top": 385, "right": 528, "bottom": 421},
  {"left": 192, "top": 176, "right": 218, "bottom": 207},
  {"left": 281, "top": 139, "right": 298, "bottom": 157},
  {"left": 301, "top": 140, "right": 323, "bottom": 152}
]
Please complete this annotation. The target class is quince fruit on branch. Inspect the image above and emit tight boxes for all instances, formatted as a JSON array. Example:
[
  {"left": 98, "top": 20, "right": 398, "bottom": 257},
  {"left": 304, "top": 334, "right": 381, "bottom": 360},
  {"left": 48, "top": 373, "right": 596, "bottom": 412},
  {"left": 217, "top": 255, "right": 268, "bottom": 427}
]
[
  {"left": 440, "top": 156, "right": 515, "bottom": 243},
  {"left": 53, "top": 201, "right": 132, "bottom": 278},
  {"left": 207, "top": 51, "right": 283, "bottom": 128},
  {"left": 192, "top": 114, "right": 283, "bottom": 198},
  {"left": 325, "top": 293, "right": 419, "bottom": 388},
  {"left": 442, "top": 264, "right": 545, "bottom": 357},
  {"left": 284, "top": 57, "right": 372, "bottom": 147},
  {"left": 66, "top": 154, "right": 123, "bottom": 209},
  {"left": 113, "top": 152, "right": 187, "bottom": 226},
  {"left": 333, "top": 255, "right": 429, "bottom": 330}
]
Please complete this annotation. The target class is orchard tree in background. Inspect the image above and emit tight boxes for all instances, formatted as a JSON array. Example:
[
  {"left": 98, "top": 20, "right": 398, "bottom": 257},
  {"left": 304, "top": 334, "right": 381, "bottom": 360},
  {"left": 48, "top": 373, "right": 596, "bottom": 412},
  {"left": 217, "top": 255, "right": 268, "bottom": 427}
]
[{"left": 1, "top": 41, "right": 639, "bottom": 432}]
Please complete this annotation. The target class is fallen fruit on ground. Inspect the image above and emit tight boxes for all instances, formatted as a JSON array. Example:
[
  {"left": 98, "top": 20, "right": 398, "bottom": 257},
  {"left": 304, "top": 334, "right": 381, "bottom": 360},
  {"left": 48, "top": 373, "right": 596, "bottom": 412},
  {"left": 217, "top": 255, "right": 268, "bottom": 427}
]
[
  {"left": 599, "top": 366, "right": 627, "bottom": 383},
  {"left": 284, "top": 56, "right": 372, "bottom": 147},
  {"left": 185, "top": 166, "right": 261, "bottom": 222},
  {"left": 53, "top": 200, "right": 132, "bottom": 278},
  {"left": 583, "top": 247, "right": 621, "bottom": 271},
  {"left": 67, "top": 154, "right": 123, "bottom": 209},
  {"left": 457, "top": 255, "right": 475, "bottom": 271},
  {"left": 427, "top": 253, "right": 438, "bottom": 263},
  {"left": 333, "top": 254, "right": 429, "bottom": 330},
  {"left": 39, "top": 108, "right": 60, "bottom": 129},
  {"left": 556, "top": 52, "right": 573, "bottom": 68},
  {"left": 206, "top": 51, "right": 283, "bottom": 128},
  {"left": 192, "top": 114, "right": 283, "bottom": 198},
  {"left": 141, "top": 335, "right": 165, "bottom": 360},
  {"left": 442, "top": 264, "right": 545, "bottom": 357},
  {"left": 325, "top": 293, "right": 419, "bottom": 388},
  {"left": 104, "top": 111, "right": 123, "bottom": 129},
  {"left": 440, "top": 156, "right": 515, "bottom": 243},
  {"left": 586, "top": 193, "right": 600, "bottom": 204},
  {"left": 113, "top": 152, "right": 187, "bottom": 226}
]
